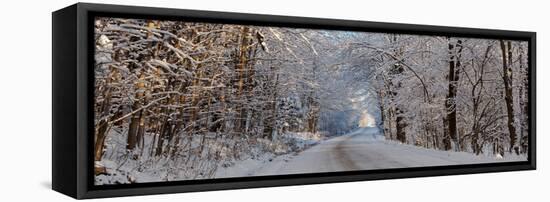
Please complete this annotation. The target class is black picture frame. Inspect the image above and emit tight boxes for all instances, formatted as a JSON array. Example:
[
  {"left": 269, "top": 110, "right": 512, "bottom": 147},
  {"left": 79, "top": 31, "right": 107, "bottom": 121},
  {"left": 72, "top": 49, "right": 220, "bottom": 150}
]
[{"left": 52, "top": 3, "right": 536, "bottom": 199}]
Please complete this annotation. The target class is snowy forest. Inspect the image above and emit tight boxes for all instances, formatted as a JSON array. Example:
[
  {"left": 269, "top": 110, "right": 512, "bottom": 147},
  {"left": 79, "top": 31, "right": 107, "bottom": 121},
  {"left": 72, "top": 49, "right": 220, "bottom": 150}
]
[{"left": 93, "top": 17, "right": 529, "bottom": 185}]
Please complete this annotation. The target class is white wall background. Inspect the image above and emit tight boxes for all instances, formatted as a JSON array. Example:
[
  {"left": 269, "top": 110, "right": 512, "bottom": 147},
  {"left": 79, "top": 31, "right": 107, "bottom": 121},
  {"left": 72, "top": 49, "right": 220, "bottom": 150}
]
[{"left": 0, "top": 0, "right": 546, "bottom": 201}]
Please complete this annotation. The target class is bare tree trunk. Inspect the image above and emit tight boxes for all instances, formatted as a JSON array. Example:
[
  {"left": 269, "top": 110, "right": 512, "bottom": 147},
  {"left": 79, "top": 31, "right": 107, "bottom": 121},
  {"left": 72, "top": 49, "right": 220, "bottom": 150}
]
[
  {"left": 444, "top": 38, "right": 463, "bottom": 151},
  {"left": 94, "top": 67, "right": 116, "bottom": 161},
  {"left": 263, "top": 72, "right": 279, "bottom": 139},
  {"left": 235, "top": 26, "right": 251, "bottom": 133},
  {"left": 387, "top": 34, "right": 407, "bottom": 143},
  {"left": 377, "top": 88, "right": 387, "bottom": 133},
  {"left": 94, "top": 120, "right": 110, "bottom": 161},
  {"left": 127, "top": 72, "right": 146, "bottom": 151},
  {"left": 518, "top": 44, "right": 529, "bottom": 154},
  {"left": 381, "top": 79, "right": 394, "bottom": 140},
  {"left": 500, "top": 40, "right": 518, "bottom": 154},
  {"left": 395, "top": 106, "right": 407, "bottom": 143}
]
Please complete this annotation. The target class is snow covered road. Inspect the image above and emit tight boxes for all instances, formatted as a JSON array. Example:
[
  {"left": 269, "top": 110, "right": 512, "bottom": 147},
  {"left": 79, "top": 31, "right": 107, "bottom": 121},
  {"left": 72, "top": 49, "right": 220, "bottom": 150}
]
[{"left": 215, "top": 127, "right": 526, "bottom": 178}]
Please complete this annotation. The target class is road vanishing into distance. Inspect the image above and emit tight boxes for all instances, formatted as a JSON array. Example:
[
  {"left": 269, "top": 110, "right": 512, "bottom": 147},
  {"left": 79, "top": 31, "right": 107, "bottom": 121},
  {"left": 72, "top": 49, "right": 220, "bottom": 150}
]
[{"left": 216, "top": 127, "right": 526, "bottom": 178}]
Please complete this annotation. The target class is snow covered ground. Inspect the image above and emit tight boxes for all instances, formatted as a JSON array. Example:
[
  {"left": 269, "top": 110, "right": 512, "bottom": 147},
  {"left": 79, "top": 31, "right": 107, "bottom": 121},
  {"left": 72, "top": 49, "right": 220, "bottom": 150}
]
[
  {"left": 95, "top": 128, "right": 325, "bottom": 184},
  {"left": 96, "top": 127, "right": 527, "bottom": 184},
  {"left": 215, "top": 127, "right": 527, "bottom": 178}
]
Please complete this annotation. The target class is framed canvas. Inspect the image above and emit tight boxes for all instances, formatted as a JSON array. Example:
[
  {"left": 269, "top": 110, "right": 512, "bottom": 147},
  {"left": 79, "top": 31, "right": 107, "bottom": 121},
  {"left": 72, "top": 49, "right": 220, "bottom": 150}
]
[{"left": 52, "top": 3, "right": 536, "bottom": 199}]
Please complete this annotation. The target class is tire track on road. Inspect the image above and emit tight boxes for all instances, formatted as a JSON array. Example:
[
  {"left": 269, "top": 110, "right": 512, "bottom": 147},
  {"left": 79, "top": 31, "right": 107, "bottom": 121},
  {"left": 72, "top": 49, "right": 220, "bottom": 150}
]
[{"left": 333, "top": 133, "right": 361, "bottom": 170}]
